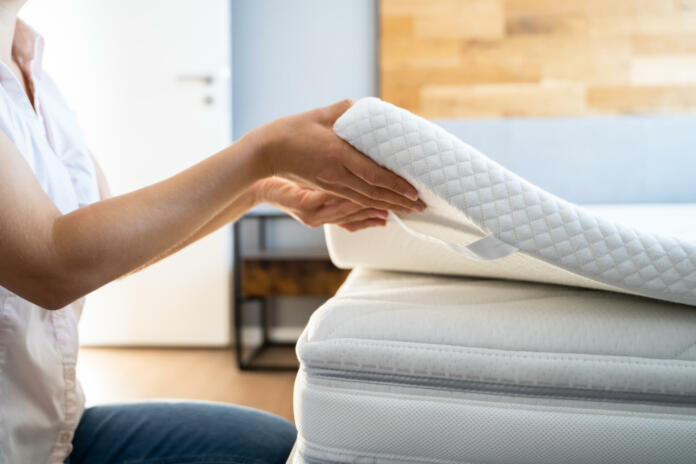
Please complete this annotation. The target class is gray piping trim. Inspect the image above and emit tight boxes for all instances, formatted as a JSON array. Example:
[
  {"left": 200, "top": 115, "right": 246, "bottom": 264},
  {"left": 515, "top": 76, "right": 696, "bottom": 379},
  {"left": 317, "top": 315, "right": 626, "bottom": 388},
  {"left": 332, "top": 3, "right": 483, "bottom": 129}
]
[{"left": 306, "top": 367, "right": 696, "bottom": 407}]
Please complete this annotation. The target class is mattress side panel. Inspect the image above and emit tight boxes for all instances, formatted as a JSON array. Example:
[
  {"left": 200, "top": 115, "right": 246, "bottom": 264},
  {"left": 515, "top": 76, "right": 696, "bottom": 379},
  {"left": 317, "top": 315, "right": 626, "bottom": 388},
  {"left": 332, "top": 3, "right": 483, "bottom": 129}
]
[
  {"left": 294, "top": 371, "right": 696, "bottom": 464},
  {"left": 297, "top": 272, "right": 696, "bottom": 397},
  {"left": 302, "top": 271, "right": 696, "bottom": 362}
]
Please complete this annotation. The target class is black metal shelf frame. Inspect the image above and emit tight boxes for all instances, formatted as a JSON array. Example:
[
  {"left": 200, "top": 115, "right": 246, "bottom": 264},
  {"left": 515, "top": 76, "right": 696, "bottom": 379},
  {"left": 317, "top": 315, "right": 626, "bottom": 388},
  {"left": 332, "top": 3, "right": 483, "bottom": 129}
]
[{"left": 232, "top": 211, "right": 324, "bottom": 371}]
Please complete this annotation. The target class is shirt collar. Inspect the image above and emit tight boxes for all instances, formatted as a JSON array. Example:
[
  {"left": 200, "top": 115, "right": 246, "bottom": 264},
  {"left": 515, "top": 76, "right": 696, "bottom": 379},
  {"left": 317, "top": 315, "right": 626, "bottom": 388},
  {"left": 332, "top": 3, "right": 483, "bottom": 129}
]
[{"left": 12, "top": 18, "right": 44, "bottom": 78}]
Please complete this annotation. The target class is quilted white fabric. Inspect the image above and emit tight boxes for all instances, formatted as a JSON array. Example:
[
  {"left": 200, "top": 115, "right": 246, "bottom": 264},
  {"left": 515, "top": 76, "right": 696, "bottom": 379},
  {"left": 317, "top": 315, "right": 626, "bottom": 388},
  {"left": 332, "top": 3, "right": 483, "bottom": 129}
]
[{"left": 333, "top": 98, "right": 696, "bottom": 306}]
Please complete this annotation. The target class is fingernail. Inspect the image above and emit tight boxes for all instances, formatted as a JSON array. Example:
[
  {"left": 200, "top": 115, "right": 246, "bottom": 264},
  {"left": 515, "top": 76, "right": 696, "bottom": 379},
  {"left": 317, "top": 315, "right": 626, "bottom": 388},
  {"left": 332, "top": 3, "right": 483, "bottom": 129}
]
[{"left": 405, "top": 190, "right": 418, "bottom": 201}]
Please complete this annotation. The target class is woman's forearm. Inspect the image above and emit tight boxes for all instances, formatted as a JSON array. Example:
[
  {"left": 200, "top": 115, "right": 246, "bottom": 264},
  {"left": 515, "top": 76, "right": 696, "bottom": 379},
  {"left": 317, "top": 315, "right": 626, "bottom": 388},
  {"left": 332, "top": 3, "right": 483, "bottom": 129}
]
[
  {"left": 137, "top": 181, "right": 262, "bottom": 270},
  {"left": 48, "top": 138, "right": 265, "bottom": 308}
]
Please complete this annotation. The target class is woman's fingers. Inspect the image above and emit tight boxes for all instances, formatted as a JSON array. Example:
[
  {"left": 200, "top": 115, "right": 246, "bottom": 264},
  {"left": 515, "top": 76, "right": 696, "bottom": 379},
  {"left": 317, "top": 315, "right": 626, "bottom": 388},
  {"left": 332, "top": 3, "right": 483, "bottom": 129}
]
[
  {"left": 339, "top": 141, "right": 419, "bottom": 201},
  {"left": 311, "top": 198, "right": 363, "bottom": 223},
  {"left": 319, "top": 167, "right": 423, "bottom": 211},
  {"left": 331, "top": 207, "right": 388, "bottom": 225},
  {"left": 338, "top": 218, "right": 387, "bottom": 232},
  {"left": 318, "top": 183, "right": 413, "bottom": 213},
  {"left": 319, "top": 99, "right": 355, "bottom": 125}
]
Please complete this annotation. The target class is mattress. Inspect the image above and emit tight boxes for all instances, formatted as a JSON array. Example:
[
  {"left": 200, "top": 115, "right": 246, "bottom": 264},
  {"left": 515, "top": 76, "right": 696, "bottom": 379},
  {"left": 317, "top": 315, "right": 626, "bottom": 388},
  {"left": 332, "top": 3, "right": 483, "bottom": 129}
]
[
  {"left": 294, "top": 268, "right": 696, "bottom": 464},
  {"left": 330, "top": 98, "right": 696, "bottom": 306}
]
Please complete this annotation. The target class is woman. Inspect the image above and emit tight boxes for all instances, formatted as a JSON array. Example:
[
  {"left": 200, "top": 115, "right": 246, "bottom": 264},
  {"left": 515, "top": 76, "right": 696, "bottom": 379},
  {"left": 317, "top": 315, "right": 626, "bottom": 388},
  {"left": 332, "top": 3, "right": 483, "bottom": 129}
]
[{"left": 0, "top": 1, "right": 424, "bottom": 463}]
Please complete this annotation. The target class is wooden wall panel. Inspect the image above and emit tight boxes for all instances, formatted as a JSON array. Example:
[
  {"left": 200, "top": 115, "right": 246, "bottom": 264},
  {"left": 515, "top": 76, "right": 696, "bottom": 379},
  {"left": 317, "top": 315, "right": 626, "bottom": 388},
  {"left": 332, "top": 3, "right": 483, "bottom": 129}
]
[{"left": 380, "top": 0, "right": 696, "bottom": 117}]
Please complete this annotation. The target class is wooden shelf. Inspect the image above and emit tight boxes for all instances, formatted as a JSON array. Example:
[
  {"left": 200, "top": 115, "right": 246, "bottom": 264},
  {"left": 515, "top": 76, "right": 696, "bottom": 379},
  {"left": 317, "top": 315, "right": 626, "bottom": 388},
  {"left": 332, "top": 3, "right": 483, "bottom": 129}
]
[{"left": 242, "top": 259, "right": 349, "bottom": 297}]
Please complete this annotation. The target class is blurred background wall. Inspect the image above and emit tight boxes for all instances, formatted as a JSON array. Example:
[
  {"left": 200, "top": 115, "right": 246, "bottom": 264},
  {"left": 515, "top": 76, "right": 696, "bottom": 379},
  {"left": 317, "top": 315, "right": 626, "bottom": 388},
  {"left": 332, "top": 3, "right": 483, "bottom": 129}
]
[
  {"left": 380, "top": 0, "right": 696, "bottom": 204},
  {"left": 381, "top": 0, "right": 696, "bottom": 118}
]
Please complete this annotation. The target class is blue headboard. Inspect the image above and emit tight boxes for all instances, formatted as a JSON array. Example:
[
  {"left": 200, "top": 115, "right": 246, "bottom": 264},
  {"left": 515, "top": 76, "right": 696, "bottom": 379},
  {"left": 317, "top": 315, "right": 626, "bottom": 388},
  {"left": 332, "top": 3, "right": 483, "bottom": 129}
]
[{"left": 437, "top": 116, "right": 696, "bottom": 204}]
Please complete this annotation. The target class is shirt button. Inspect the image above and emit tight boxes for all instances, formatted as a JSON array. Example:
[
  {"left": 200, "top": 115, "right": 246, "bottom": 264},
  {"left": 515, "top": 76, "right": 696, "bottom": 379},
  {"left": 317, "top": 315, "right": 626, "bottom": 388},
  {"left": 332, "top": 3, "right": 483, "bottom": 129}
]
[
  {"left": 65, "top": 367, "right": 76, "bottom": 378},
  {"left": 59, "top": 432, "right": 71, "bottom": 443}
]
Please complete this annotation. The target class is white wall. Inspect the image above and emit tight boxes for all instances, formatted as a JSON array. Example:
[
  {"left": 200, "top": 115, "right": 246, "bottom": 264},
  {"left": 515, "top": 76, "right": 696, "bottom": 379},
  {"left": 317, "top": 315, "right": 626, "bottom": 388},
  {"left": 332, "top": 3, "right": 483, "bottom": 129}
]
[{"left": 21, "top": 0, "right": 233, "bottom": 346}]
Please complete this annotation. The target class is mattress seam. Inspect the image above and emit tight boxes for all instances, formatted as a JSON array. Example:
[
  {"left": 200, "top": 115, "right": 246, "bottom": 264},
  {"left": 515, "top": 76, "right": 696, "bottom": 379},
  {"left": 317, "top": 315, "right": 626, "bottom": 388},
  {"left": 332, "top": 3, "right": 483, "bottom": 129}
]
[
  {"left": 302, "top": 357, "right": 694, "bottom": 396},
  {"left": 303, "top": 338, "right": 696, "bottom": 369},
  {"left": 305, "top": 367, "right": 696, "bottom": 406}
]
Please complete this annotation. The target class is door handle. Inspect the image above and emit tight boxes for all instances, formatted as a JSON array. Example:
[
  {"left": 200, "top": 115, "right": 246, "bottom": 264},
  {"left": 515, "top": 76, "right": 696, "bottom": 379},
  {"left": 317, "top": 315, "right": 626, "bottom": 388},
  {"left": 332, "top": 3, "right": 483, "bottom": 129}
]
[{"left": 176, "top": 74, "right": 214, "bottom": 85}]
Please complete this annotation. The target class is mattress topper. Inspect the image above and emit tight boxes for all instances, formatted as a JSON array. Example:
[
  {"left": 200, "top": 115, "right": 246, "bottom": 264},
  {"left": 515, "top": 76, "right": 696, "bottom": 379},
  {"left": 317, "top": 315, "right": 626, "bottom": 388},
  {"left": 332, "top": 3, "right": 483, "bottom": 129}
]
[{"left": 332, "top": 97, "right": 696, "bottom": 306}]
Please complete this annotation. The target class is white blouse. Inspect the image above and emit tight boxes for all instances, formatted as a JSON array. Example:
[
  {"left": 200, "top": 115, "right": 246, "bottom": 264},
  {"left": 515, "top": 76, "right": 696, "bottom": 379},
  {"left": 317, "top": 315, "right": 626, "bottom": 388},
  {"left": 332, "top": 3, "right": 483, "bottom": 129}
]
[{"left": 0, "top": 20, "right": 100, "bottom": 464}]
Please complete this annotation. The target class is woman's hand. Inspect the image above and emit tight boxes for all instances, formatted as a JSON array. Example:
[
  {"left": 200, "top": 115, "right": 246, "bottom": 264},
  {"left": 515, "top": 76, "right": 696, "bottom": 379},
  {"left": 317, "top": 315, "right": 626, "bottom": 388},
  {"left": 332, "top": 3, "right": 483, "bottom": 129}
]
[
  {"left": 255, "top": 177, "right": 388, "bottom": 232},
  {"left": 243, "top": 99, "right": 425, "bottom": 214}
]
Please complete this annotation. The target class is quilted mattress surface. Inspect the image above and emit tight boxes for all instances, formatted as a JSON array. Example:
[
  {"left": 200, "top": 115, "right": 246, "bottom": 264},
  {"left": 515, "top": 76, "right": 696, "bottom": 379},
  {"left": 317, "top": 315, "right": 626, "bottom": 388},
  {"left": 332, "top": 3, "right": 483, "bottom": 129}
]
[
  {"left": 331, "top": 98, "right": 696, "bottom": 306},
  {"left": 294, "top": 268, "right": 696, "bottom": 464}
]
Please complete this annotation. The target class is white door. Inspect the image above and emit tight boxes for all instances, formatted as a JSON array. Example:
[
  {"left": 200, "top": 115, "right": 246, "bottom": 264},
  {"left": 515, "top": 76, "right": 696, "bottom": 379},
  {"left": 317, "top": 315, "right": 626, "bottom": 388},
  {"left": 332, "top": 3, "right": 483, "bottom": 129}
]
[{"left": 21, "top": 0, "right": 232, "bottom": 345}]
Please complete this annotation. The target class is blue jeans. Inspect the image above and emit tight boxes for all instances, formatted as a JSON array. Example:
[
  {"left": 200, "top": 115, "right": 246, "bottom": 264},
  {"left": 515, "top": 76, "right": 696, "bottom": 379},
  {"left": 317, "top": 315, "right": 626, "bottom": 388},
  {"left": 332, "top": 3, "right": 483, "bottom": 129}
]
[{"left": 66, "top": 402, "right": 296, "bottom": 464}]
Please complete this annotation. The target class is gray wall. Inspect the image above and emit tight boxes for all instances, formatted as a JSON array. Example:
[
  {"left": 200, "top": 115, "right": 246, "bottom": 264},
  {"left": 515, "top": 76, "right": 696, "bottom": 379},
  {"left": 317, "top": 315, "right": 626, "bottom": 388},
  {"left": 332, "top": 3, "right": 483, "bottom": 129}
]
[
  {"left": 438, "top": 116, "right": 696, "bottom": 204},
  {"left": 232, "top": 0, "right": 378, "bottom": 139}
]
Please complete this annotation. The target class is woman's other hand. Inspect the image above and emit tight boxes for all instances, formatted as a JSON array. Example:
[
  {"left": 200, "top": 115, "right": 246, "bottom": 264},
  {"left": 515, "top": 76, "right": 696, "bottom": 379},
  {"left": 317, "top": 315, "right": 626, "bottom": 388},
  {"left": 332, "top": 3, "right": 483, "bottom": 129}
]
[
  {"left": 255, "top": 177, "right": 388, "bottom": 232},
  {"left": 243, "top": 99, "right": 425, "bottom": 214}
]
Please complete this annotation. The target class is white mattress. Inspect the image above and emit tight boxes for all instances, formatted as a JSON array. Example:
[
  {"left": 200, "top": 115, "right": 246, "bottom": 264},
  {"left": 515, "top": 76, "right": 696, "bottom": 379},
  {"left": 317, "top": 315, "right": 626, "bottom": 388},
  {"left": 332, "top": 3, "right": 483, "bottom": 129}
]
[
  {"left": 294, "top": 269, "right": 696, "bottom": 464},
  {"left": 330, "top": 98, "right": 696, "bottom": 306},
  {"left": 295, "top": 98, "right": 696, "bottom": 462}
]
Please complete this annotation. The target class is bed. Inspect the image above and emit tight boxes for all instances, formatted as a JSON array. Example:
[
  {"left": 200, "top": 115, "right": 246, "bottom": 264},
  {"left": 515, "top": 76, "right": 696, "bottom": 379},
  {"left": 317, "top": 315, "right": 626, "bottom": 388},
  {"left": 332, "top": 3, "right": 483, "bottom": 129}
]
[{"left": 291, "top": 99, "right": 696, "bottom": 463}]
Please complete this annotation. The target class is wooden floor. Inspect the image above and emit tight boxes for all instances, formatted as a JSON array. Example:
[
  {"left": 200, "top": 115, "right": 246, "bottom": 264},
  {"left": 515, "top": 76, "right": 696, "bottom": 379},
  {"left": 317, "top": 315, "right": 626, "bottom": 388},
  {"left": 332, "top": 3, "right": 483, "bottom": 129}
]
[{"left": 77, "top": 347, "right": 297, "bottom": 422}]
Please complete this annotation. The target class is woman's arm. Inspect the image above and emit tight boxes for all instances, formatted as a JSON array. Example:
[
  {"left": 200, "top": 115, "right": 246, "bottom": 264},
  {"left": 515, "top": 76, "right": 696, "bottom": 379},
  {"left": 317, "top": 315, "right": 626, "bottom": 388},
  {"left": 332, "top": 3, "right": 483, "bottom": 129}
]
[
  {"left": 0, "top": 130, "right": 262, "bottom": 310},
  {"left": 0, "top": 100, "right": 421, "bottom": 310},
  {"left": 85, "top": 152, "right": 255, "bottom": 271}
]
